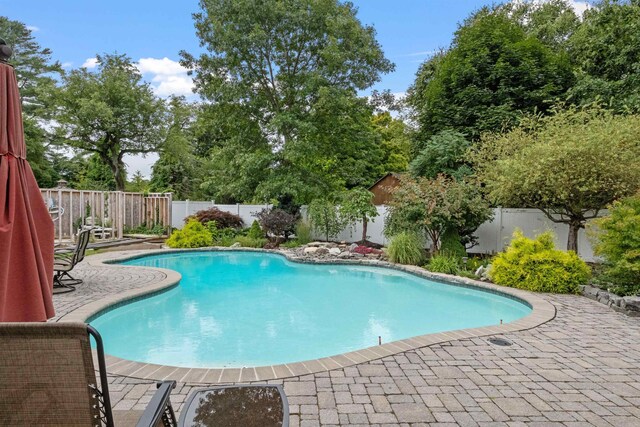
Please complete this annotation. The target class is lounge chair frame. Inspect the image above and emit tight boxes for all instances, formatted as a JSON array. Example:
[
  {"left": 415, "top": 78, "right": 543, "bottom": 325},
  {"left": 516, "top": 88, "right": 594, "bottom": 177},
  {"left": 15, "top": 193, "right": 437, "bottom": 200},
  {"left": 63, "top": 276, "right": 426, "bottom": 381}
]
[
  {"left": 53, "top": 228, "right": 91, "bottom": 293},
  {"left": 0, "top": 322, "right": 178, "bottom": 427}
]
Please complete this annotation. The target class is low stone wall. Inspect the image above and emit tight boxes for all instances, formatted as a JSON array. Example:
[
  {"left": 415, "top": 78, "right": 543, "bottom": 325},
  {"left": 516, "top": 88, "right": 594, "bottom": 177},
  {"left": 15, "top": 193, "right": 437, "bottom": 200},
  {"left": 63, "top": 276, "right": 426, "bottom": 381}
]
[{"left": 580, "top": 285, "right": 640, "bottom": 317}]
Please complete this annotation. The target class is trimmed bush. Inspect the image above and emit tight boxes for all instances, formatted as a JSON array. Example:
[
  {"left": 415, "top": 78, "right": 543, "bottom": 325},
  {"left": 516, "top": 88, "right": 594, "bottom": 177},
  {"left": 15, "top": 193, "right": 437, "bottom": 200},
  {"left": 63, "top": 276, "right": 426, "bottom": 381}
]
[
  {"left": 489, "top": 230, "right": 590, "bottom": 294},
  {"left": 387, "top": 232, "right": 425, "bottom": 265},
  {"left": 188, "top": 207, "right": 244, "bottom": 229},
  {"left": 427, "top": 254, "right": 460, "bottom": 275},
  {"left": 166, "top": 219, "right": 213, "bottom": 248},
  {"left": 590, "top": 195, "right": 640, "bottom": 295}
]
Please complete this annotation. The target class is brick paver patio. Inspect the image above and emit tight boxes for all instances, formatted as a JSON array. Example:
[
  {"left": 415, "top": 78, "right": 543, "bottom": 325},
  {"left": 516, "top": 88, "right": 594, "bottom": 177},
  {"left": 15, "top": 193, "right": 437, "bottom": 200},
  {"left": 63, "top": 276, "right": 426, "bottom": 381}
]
[{"left": 52, "top": 250, "right": 640, "bottom": 426}]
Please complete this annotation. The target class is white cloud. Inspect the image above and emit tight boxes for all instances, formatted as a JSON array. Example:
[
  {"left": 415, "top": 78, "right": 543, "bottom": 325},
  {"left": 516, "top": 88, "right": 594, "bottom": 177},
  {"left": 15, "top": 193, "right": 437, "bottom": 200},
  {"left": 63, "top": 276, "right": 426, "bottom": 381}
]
[
  {"left": 568, "top": 0, "right": 591, "bottom": 16},
  {"left": 136, "top": 57, "right": 195, "bottom": 97},
  {"left": 137, "top": 57, "right": 188, "bottom": 75},
  {"left": 82, "top": 57, "right": 98, "bottom": 69},
  {"left": 61, "top": 61, "right": 73, "bottom": 69},
  {"left": 405, "top": 50, "right": 438, "bottom": 57},
  {"left": 26, "top": 25, "right": 40, "bottom": 32}
]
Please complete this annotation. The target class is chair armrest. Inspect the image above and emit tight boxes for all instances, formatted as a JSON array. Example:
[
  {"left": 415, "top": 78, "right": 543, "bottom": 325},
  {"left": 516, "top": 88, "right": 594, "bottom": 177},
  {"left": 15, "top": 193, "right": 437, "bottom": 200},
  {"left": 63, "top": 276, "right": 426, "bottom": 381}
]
[{"left": 136, "top": 380, "right": 177, "bottom": 427}]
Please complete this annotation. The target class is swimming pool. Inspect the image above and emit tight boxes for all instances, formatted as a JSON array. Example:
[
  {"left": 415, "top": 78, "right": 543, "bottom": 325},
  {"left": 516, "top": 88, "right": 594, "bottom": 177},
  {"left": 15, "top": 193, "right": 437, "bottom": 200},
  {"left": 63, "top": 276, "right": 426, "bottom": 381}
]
[{"left": 90, "top": 251, "right": 531, "bottom": 368}]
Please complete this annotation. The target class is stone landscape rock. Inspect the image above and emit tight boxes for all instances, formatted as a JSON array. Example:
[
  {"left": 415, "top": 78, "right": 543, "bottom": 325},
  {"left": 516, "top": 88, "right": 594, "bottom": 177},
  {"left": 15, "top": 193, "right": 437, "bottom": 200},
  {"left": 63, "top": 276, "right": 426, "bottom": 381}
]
[
  {"left": 329, "top": 248, "right": 341, "bottom": 256},
  {"left": 621, "top": 296, "right": 640, "bottom": 314},
  {"left": 348, "top": 243, "right": 358, "bottom": 252},
  {"left": 316, "top": 247, "right": 329, "bottom": 255},
  {"left": 304, "top": 247, "right": 319, "bottom": 254},
  {"left": 597, "top": 292, "right": 610, "bottom": 305},
  {"left": 230, "top": 242, "right": 241, "bottom": 248},
  {"left": 582, "top": 285, "right": 601, "bottom": 299}
]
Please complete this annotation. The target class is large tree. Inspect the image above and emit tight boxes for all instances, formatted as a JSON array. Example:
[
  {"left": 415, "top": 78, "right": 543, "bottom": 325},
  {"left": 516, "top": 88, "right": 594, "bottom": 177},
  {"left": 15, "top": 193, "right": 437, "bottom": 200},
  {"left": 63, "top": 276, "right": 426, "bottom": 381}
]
[
  {"left": 498, "top": 0, "right": 581, "bottom": 50},
  {"left": 371, "top": 112, "right": 411, "bottom": 173},
  {"left": 472, "top": 106, "right": 640, "bottom": 252},
  {"left": 182, "top": 0, "right": 394, "bottom": 203},
  {"left": 409, "top": 130, "right": 472, "bottom": 180},
  {"left": 568, "top": 0, "right": 640, "bottom": 112},
  {"left": 408, "top": 10, "right": 574, "bottom": 142},
  {"left": 54, "top": 54, "right": 167, "bottom": 191},
  {"left": 0, "top": 17, "right": 61, "bottom": 187},
  {"left": 150, "top": 97, "right": 206, "bottom": 200}
]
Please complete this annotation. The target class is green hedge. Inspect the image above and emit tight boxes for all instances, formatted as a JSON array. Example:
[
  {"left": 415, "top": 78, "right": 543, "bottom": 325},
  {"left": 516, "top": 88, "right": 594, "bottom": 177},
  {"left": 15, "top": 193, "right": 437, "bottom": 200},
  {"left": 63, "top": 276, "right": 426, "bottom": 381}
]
[{"left": 489, "top": 230, "right": 590, "bottom": 294}]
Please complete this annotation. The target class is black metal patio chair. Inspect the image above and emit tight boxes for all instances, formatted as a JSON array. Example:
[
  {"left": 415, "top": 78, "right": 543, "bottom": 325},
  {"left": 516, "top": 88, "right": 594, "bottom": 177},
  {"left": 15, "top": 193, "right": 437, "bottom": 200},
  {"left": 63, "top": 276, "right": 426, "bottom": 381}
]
[
  {"left": 53, "top": 228, "right": 91, "bottom": 293},
  {"left": 0, "top": 322, "right": 177, "bottom": 427}
]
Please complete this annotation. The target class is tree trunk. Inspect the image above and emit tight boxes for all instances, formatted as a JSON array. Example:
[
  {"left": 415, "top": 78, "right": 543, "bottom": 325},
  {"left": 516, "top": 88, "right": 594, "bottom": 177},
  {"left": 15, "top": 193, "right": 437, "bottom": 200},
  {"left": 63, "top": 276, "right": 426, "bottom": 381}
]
[
  {"left": 114, "top": 170, "right": 126, "bottom": 191},
  {"left": 111, "top": 156, "right": 126, "bottom": 192},
  {"left": 361, "top": 217, "right": 368, "bottom": 243},
  {"left": 567, "top": 222, "right": 581, "bottom": 253}
]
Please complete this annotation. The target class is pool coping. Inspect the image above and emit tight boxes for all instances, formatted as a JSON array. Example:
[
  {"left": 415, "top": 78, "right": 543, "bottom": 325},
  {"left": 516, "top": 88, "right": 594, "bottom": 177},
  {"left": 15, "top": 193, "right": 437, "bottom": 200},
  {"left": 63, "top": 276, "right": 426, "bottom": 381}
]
[{"left": 57, "top": 247, "right": 556, "bottom": 384}]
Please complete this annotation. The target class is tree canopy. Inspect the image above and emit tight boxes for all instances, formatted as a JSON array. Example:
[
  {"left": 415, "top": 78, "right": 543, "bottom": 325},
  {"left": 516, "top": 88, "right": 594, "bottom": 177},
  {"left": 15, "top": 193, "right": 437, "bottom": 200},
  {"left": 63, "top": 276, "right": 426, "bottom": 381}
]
[
  {"left": 385, "top": 175, "right": 492, "bottom": 253},
  {"left": 409, "top": 130, "right": 472, "bottom": 180},
  {"left": 150, "top": 97, "right": 205, "bottom": 199},
  {"left": 0, "top": 17, "right": 61, "bottom": 187},
  {"left": 408, "top": 10, "right": 574, "bottom": 142},
  {"left": 54, "top": 54, "right": 167, "bottom": 191},
  {"left": 182, "top": 0, "right": 394, "bottom": 203},
  {"left": 471, "top": 105, "right": 640, "bottom": 252},
  {"left": 568, "top": 0, "right": 640, "bottom": 112}
]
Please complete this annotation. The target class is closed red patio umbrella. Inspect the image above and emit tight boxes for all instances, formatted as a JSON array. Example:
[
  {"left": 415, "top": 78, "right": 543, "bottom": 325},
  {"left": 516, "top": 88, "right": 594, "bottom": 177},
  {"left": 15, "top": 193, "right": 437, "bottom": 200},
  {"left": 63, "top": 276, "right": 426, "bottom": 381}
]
[{"left": 0, "top": 40, "right": 54, "bottom": 321}]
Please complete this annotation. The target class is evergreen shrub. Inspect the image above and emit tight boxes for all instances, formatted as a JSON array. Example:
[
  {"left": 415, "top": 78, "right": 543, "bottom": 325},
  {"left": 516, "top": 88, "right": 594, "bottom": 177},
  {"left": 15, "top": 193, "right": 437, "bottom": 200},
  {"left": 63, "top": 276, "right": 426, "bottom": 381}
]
[
  {"left": 166, "top": 219, "right": 213, "bottom": 248},
  {"left": 489, "top": 230, "right": 590, "bottom": 293}
]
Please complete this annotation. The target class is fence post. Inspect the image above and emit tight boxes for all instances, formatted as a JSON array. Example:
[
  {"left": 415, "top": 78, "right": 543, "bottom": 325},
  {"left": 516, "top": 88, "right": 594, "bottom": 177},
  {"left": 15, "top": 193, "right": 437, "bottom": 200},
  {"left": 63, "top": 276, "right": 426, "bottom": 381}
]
[
  {"left": 185, "top": 199, "right": 190, "bottom": 220},
  {"left": 496, "top": 207, "right": 503, "bottom": 253},
  {"left": 167, "top": 193, "right": 173, "bottom": 234}
]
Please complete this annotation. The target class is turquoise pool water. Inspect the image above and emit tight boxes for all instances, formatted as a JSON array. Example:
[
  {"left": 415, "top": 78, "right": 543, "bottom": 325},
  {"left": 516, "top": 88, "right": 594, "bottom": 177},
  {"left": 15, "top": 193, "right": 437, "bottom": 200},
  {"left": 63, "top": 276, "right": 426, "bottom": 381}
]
[{"left": 90, "top": 251, "right": 531, "bottom": 367}]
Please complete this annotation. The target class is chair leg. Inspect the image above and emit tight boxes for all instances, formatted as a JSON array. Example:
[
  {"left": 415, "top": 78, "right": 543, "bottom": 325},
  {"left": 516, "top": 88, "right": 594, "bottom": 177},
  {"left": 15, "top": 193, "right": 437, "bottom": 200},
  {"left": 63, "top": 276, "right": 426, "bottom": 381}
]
[
  {"left": 53, "top": 272, "right": 76, "bottom": 294},
  {"left": 58, "top": 271, "right": 83, "bottom": 286}
]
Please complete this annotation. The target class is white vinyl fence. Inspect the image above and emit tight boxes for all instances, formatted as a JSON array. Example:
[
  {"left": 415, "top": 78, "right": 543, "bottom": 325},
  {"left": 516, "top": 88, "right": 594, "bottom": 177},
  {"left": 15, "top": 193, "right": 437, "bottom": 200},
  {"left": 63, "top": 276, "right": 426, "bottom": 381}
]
[{"left": 171, "top": 203, "right": 599, "bottom": 261}]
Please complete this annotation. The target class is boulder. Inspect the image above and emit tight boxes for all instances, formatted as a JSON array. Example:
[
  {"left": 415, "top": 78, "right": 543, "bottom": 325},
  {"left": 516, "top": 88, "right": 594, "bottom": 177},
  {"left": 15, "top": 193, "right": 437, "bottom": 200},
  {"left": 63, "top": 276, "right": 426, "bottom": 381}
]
[
  {"left": 338, "top": 252, "right": 352, "bottom": 259},
  {"left": 316, "top": 247, "right": 329, "bottom": 255},
  {"left": 581, "top": 285, "right": 601, "bottom": 300},
  {"left": 609, "top": 295, "right": 623, "bottom": 308},
  {"left": 303, "top": 247, "right": 319, "bottom": 254},
  {"left": 597, "top": 291, "right": 611, "bottom": 305},
  {"left": 308, "top": 241, "right": 323, "bottom": 247},
  {"left": 348, "top": 243, "right": 358, "bottom": 252},
  {"left": 230, "top": 242, "right": 241, "bottom": 248},
  {"left": 621, "top": 296, "right": 640, "bottom": 313},
  {"left": 329, "top": 247, "right": 341, "bottom": 256}
]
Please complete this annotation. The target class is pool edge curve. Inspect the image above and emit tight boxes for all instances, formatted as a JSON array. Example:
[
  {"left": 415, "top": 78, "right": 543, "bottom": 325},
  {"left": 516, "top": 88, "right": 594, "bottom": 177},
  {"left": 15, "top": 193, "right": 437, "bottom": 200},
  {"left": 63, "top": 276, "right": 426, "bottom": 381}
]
[{"left": 56, "top": 247, "right": 556, "bottom": 384}]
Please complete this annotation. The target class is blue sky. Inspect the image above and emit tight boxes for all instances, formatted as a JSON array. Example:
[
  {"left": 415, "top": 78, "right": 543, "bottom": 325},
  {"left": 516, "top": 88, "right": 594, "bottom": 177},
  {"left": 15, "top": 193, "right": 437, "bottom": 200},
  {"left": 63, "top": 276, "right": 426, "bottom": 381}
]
[
  {"left": 2, "top": 0, "right": 590, "bottom": 176},
  {"left": 4, "top": 0, "right": 523, "bottom": 95}
]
